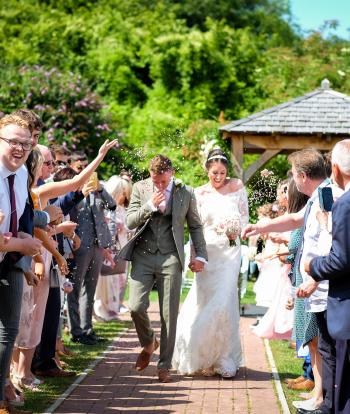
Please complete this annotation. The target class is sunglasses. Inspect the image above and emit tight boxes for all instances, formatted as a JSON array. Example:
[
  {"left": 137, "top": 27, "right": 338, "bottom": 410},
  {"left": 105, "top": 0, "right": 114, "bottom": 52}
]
[
  {"left": 56, "top": 160, "right": 67, "bottom": 167},
  {"left": 43, "top": 160, "right": 55, "bottom": 167}
]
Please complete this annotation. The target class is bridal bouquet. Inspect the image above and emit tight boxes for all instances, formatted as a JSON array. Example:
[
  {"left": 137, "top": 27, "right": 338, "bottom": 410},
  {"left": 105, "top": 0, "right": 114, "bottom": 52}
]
[{"left": 215, "top": 216, "right": 241, "bottom": 247}]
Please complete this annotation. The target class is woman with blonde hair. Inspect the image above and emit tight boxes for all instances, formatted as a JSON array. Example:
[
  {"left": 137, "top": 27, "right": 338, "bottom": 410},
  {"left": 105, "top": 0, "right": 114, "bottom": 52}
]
[{"left": 94, "top": 175, "right": 132, "bottom": 320}]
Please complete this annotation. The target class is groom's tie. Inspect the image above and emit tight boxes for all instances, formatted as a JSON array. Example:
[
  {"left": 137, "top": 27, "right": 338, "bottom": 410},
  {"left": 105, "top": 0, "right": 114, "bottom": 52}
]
[{"left": 158, "top": 191, "right": 167, "bottom": 213}]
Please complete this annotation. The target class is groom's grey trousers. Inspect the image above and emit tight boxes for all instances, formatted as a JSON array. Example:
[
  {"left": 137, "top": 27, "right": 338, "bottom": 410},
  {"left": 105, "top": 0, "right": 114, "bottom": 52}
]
[{"left": 129, "top": 247, "right": 182, "bottom": 370}]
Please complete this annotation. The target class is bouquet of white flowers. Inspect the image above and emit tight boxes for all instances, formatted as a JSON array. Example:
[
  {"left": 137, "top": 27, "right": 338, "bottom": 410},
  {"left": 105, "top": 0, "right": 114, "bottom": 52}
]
[{"left": 215, "top": 216, "right": 241, "bottom": 247}]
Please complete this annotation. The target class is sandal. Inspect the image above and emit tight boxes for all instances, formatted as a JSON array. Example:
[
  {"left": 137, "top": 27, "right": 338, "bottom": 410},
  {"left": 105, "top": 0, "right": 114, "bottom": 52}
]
[
  {"left": 5, "top": 380, "right": 24, "bottom": 407},
  {"left": 12, "top": 375, "right": 41, "bottom": 392}
]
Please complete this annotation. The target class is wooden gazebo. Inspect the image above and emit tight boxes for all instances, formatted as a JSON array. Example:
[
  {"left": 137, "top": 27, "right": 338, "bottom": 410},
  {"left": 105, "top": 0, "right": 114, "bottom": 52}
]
[{"left": 220, "top": 79, "right": 350, "bottom": 183}]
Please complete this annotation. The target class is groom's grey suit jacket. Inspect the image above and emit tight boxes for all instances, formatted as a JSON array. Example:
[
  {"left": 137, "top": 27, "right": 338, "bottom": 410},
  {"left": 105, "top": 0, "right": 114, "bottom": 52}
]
[{"left": 119, "top": 177, "right": 207, "bottom": 269}]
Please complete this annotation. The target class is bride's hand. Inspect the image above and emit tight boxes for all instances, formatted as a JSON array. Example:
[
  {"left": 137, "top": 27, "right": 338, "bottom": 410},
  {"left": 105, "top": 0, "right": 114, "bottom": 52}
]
[{"left": 189, "top": 259, "right": 205, "bottom": 273}]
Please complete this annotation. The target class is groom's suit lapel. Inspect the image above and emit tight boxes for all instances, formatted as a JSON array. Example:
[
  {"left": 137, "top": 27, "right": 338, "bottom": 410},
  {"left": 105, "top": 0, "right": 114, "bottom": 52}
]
[
  {"left": 140, "top": 178, "right": 154, "bottom": 206},
  {"left": 172, "top": 181, "right": 184, "bottom": 224}
]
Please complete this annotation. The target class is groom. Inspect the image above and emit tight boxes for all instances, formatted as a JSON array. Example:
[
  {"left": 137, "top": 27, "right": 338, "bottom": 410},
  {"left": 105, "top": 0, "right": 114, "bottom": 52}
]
[{"left": 121, "top": 154, "right": 207, "bottom": 383}]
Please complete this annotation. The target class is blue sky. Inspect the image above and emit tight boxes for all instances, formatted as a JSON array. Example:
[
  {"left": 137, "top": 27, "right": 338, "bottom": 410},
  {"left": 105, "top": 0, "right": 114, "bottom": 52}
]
[{"left": 290, "top": 0, "right": 350, "bottom": 39}]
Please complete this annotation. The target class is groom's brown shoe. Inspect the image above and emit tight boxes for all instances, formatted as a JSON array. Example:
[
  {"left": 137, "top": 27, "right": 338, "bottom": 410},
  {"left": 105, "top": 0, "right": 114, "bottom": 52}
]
[
  {"left": 135, "top": 338, "right": 159, "bottom": 371},
  {"left": 158, "top": 368, "right": 172, "bottom": 383}
]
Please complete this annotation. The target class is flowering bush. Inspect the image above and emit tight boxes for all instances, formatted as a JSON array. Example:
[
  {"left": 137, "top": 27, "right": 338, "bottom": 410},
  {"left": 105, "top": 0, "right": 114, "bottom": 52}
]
[{"left": 0, "top": 65, "right": 119, "bottom": 157}]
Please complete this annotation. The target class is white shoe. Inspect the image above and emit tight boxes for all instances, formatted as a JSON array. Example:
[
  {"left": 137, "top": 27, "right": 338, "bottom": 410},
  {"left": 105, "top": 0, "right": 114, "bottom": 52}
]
[
  {"left": 292, "top": 397, "right": 316, "bottom": 410},
  {"left": 221, "top": 369, "right": 237, "bottom": 379},
  {"left": 119, "top": 305, "right": 129, "bottom": 314}
]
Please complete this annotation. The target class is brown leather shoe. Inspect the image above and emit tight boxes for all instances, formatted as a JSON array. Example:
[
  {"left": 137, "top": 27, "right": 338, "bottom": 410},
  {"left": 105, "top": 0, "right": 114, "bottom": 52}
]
[
  {"left": 34, "top": 367, "right": 76, "bottom": 377},
  {"left": 287, "top": 379, "right": 315, "bottom": 391},
  {"left": 284, "top": 375, "right": 305, "bottom": 385},
  {"left": 6, "top": 405, "right": 32, "bottom": 414},
  {"left": 135, "top": 338, "right": 159, "bottom": 371},
  {"left": 158, "top": 369, "right": 172, "bottom": 383}
]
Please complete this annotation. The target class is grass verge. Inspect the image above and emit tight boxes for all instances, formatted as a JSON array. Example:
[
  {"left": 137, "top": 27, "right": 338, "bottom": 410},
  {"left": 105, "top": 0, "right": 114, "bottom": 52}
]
[
  {"left": 22, "top": 319, "right": 132, "bottom": 414},
  {"left": 240, "top": 280, "right": 256, "bottom": 305},
  {"left": 269, "top": 339, "right": 308, "bottom": 414}
]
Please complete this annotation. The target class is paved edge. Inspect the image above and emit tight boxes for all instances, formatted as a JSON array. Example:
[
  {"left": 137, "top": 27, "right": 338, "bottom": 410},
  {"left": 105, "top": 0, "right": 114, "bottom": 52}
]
[
  {"left": 43, "top": 327, "right": 130, "bottom": 414},
  {"left": 264, "top": 338, "right": 291, "bottom": 414}
]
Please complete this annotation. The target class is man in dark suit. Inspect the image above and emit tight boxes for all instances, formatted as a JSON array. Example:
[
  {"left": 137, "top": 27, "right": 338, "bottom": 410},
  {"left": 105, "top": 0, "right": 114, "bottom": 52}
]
[{"left": 306, "top": 139, "right": 350, "bottom": 414}]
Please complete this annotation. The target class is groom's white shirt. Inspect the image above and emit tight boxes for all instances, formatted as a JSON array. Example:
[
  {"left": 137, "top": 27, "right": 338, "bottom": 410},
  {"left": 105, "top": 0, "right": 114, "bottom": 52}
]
[{"left": 146, "top": 178, "right": 206, "bottom": 264}]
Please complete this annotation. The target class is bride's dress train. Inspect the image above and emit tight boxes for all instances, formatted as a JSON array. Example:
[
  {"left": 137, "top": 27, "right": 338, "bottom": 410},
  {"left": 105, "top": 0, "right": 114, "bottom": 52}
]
[{"left": 172, "top": 187, "right": 249, "bottom": 376}]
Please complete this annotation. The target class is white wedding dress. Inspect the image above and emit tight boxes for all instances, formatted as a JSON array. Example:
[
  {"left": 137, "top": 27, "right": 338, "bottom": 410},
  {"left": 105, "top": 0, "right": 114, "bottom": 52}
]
[{"left": 172, "top": 186, "right": 249, "bottom": 376}]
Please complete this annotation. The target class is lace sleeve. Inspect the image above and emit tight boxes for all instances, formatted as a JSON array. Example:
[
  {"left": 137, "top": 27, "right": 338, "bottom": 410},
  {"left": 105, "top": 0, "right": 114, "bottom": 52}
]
[{"left": 238, "top": 188, "right": 249, "bottom": 228}]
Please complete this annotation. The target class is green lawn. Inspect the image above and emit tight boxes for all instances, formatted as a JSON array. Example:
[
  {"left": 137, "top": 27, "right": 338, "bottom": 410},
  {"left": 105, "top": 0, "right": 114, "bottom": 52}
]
[
  {"left": 240, "top": 280, "right": 256, "bottom": 305},
  {"left": 269, "top": 340, "right": 306, "bottom": 414}
]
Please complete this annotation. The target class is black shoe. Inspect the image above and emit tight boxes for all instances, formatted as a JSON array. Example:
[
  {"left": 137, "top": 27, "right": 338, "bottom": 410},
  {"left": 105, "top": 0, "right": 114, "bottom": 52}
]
[
  {"left": 85, "top": 332, "right": 107, "bottom": 343},
  {"left": 297, "top": 408, "right": 330, "bottom": 414},
  {"left": 71, "top": 334, "right": 97, "bottom": 345}
]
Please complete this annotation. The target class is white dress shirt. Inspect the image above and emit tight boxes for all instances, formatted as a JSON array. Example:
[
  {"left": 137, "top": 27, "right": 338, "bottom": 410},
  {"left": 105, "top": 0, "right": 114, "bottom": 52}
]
[
  {"left": 0, "top": 163, "right": 28, "bottom": 263},
  {"left": 300, "top": 179, "right": 340, "bottom": 312}
]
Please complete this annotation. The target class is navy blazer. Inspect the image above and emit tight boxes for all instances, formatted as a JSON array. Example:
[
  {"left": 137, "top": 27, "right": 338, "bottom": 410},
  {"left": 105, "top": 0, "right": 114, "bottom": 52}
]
[
  {"left": 310, "top": 190, "right": 350, "bottom": 294},
  {"left": 50, "top": 191, "right": 84, "bottom": 254}
]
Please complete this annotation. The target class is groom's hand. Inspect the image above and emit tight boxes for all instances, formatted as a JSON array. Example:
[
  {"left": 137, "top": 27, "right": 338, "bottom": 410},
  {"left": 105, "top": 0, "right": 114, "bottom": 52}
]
[
  {"left": 189, "top": 259, "right": 205, "bottom": 273},
  {"left": 151, "top": 190, "right": 166, "bottom": 207}
]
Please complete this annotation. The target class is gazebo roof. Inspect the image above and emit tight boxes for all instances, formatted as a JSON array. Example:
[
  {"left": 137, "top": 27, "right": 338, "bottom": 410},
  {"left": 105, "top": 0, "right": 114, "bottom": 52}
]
[{"left": 220, "top": 79, "right": 350, "bottom": 135}]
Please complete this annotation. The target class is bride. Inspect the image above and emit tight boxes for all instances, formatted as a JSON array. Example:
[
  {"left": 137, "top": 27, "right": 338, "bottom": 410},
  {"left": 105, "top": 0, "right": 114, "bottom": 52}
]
[{"left": 172, "top": 149, "right": 249, "bottom": 378}]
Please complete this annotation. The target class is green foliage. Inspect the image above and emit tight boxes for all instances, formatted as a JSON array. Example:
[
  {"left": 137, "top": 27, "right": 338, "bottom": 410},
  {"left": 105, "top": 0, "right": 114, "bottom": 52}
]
[
  {"left": 246, "top": 154, "right": 289, "bottom": 222},
  {"left": 168, "top": 0, "right": 298, "bottom": 47},
  {"left": 0, "top": 65, "right": 113, "bottom": 153}
]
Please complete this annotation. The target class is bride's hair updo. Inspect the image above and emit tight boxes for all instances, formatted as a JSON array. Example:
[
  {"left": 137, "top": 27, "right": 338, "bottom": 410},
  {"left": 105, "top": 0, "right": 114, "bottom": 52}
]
[{"left": 205, "top": 148, "right": 229, "bottom": 171}]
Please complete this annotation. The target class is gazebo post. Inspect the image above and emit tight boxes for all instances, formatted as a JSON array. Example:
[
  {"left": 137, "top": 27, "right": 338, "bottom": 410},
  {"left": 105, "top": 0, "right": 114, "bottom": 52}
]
[
  {"left": 243, "top": 149, "right": 281, "bottom": 183},
  {"left": 230, "top": 135, "right": 244, "bottom": 180}
]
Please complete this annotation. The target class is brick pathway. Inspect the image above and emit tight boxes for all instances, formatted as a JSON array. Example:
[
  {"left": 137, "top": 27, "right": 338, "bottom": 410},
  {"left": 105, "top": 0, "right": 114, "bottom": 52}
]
[{"left": 55, "top": 304, "right": 281, "bottom": 414}]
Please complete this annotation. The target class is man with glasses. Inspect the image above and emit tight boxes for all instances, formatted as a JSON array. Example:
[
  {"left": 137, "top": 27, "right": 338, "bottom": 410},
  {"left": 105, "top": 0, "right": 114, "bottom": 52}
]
[
  {"left": 0, "top": 115, "right": 42, "bottom": 414},
  {"left": 36, "top": 144, "right": 55, "bottom": 182}
]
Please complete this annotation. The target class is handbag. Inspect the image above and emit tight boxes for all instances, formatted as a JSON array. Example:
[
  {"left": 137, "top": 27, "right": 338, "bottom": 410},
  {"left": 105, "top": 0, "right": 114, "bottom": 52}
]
[
  {"left": 38, "top": 196, "right": 62, "bottom": 289},
  {"left": 100, "top": 239, "right": 127, "bottom": 276},
  {"left": 49, "top": 265, "right": 61, "bottom": 288}
]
